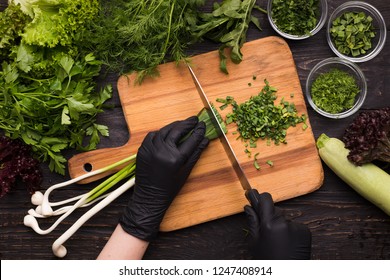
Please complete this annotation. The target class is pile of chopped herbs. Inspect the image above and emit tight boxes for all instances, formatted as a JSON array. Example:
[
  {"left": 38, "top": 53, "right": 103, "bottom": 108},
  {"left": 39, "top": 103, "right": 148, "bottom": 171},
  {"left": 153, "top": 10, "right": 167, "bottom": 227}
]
[
  {"left": 270, "top": 0, "right": 320, "bottom": 36},
  {"left": 330, "top": 11, "right": 376, "bottom": 57},
  {"left": 217, "top": 79, "right": 307, "bottom": 147},
  {"left": 310, "top": 68, "right": 360, "bottom": 114},
  {"left": 217, "top": 79, "right": 307, "bottom": 170},
  {"left": 0, "top": 135, "right": 42, "bottom": 198}
]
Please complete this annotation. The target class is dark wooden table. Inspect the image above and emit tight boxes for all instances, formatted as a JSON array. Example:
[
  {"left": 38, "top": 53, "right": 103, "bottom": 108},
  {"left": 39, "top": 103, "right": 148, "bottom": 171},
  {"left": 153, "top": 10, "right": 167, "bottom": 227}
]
[{"left": 1, "top": 0, "right": 389, "bottom": 260}]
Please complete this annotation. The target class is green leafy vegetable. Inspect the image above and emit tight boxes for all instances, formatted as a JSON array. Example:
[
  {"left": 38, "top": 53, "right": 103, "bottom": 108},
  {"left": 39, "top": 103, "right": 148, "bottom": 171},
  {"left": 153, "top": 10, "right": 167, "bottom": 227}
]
[
  {"left": 310, "top": 68, "right": 360, "bottom": 114},
  {"left": 0, "top": 1, "right": 112, "bottom": 175},
  {"left": 0, "top": 1, "right": 30, "bottom": 60},
  {"left": 2, "top": 0, "right": 101, "bottom": 78},
  {"left": 0, "top": 54, "right": 112, "bottom": 175},
  {"left": 80, "top": 0, "right": 206, "bottom": 83},
  {"left": 12, "top": 0, "right": 99, "bottom": 48},
  {"left": 1, "top": 0, "right": 265, "bottom": 176},
  {"left": 80, "top": 0, "right": 265, "bottom": 81},
  {"left": 271, "top": 0, "right": 320, "bottom": 36},
  {"left": 330, "top": 11, "right": 376, "bottom": 57},
  {"left": 191, "top": 0, "right": 265, "bottom": 74},
  {"left": 217, "top": 79, "right": 307, "bottom": 146}
]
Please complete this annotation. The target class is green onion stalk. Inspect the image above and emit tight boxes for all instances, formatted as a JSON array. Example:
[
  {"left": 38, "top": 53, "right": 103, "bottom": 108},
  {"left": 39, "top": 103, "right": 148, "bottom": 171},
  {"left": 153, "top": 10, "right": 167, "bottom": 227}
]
[{"left": 24, "top": 106, "right": 227, "bottom": 257}]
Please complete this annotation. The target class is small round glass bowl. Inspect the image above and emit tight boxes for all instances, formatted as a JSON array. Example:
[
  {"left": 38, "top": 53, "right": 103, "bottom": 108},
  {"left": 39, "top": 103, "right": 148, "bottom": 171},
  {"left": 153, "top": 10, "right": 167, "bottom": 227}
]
[
  {"left": 326, "top": 1, "right": 387, "bottom": 63},
  {"left": 305, "top": 57, "right": 367, "bottom": 119},
  {"left": 267, "top": 0, "right": 328, "bottom": 40}
]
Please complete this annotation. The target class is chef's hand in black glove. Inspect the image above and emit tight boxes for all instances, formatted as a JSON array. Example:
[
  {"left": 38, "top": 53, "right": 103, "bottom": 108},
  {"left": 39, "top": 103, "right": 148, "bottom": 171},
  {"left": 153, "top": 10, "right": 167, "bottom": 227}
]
[
  {"left": 120, "top": 116, "right": 209, "bottom": 241},
  {"left": 244, "top": 189, "right": 312, "bottom": 260}
]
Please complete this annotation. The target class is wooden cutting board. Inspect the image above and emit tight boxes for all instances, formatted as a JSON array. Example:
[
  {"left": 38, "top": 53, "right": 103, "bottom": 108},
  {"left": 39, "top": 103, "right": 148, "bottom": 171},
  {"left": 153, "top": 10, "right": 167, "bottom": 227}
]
[{"left": 68, "top": 36, "right": 324, "bottom": 231}]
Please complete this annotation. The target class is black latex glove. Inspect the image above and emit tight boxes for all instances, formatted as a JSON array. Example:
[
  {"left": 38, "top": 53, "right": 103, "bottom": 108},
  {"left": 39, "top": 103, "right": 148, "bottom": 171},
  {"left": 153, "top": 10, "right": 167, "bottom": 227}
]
[
  {"left": 244, "top": 189, "right": 312, "bottom": 260},
  {"left": 120, "top": 116, "right": 209, "bottom": 241}
]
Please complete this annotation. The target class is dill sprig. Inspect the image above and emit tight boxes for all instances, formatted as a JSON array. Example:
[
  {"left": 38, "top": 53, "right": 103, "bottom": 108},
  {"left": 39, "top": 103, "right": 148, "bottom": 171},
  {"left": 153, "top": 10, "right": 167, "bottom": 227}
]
[
  {"left": 80, "top": 0, "right": 204, "bottom": 83},
  {"left": 79, "top": 0, "right": 265, "bottom": 82}
]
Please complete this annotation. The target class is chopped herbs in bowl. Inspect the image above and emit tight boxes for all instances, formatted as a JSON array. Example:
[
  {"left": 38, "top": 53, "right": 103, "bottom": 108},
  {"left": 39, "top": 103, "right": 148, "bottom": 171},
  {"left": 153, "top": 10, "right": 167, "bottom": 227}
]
[
  {"left": 305, "top": 58, "right": 367, "bottom": 119},
  {"left": 327, "top": 1, "right": 387, "bottom": 63},
  {"left": 267, "top": 0, "right": 328, "bottom": 40}
]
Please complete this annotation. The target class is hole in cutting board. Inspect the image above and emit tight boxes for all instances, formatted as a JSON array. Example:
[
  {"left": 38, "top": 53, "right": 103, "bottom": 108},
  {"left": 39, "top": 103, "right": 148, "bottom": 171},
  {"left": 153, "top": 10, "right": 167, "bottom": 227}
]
[{"left": 83, "top": 163, "right": 93, "bottom": 172}]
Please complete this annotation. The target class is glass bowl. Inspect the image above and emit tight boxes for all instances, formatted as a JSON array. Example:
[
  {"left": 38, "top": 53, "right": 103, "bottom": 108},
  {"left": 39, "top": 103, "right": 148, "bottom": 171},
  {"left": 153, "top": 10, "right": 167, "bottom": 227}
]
[
  {"left": 305, "top": 57, "right": 367, "bottom": 119},
  {"left": 267, "top": 0, "right": 328, "bottom": 40},
  {"left": 326, "top": 1, "right": 387, "bottom": 63}
]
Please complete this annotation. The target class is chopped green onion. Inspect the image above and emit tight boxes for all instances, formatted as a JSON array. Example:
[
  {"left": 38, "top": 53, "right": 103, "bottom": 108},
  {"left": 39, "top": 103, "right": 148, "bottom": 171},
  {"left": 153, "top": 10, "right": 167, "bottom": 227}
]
[
  {"left": 271, "top": 0, "right": 320, "bottom": 36},
  {"left": 330, "top": 11, "right": 376, "bottom": 57},
  {"left": 254, "top": 152, "right": 261, "bottom": 170},
  {"left": 219, "top": 79, "right": 307, "bottom": 146},
  {"left": 196, "top": 105, "right": 228, "bottom": 140}
]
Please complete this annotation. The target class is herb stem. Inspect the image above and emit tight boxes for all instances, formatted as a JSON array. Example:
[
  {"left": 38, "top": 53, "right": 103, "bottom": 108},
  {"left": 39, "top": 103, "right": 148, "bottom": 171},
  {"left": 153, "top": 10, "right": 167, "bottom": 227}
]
[
  {"left": 86, "top": 162, "right": 136, "bottom": 202},
  {"left": 160, "top": 0, "right": 176, "bottom": 59},
  {"left": 38, "top": 154, "right": 136, "bottom": 216}
]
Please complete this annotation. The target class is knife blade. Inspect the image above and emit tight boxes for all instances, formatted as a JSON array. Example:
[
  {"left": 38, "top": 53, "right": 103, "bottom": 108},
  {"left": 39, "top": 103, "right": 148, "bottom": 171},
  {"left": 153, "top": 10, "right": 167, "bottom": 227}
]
[{"left": 187, "top": 64, "right": 252, "bottom": 192}]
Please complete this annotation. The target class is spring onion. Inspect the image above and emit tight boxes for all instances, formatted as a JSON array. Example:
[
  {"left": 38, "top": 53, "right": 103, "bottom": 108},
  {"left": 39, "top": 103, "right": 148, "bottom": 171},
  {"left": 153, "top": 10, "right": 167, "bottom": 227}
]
[
  {"left": 24, "top": 107, "right": 227, "bottom": 257},
  {"left": 197, "top": 105, "right": 228, "bottom": 139},
  {"left": 52, "top": 178, "right": 136, "bottom": 258}
]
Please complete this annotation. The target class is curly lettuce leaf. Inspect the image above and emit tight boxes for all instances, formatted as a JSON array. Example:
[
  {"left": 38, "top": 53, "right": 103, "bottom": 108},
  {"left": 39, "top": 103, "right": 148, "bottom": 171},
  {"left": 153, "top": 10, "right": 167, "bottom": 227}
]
[
  {"left": 0, "top": 2, "right": 30, "bottom": 59},
  {"left": 9, "top": 0, "right": 35, "bottom": 17},
  {"left": 12, "top": 0, "right": 99, "bottom": 48}
]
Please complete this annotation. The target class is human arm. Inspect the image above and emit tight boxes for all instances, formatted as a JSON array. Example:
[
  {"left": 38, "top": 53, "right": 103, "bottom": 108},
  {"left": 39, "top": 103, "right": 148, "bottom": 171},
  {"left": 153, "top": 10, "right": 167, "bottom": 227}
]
[
  {"left": 97, "top": 116, "right": 209, "bottom": 259},
  {"left": 97, "top": 224, "right": 149, "bottom": 260}
]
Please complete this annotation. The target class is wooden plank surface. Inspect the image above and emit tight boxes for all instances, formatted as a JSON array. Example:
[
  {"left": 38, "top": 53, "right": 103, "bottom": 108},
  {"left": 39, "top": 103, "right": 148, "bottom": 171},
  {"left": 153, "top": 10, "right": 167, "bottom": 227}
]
[{"left": 67, "top": 37, "right": 323, "bottom": 231}]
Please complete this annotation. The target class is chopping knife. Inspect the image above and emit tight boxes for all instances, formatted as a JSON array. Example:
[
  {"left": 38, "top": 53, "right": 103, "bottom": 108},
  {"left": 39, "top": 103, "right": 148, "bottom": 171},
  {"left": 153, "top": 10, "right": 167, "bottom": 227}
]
[
  {"left": 187, "top": 65, "right": 312, "bottom": 258},
  {"left": 187, "top": 64, "right": 253, "bottom": 193}
]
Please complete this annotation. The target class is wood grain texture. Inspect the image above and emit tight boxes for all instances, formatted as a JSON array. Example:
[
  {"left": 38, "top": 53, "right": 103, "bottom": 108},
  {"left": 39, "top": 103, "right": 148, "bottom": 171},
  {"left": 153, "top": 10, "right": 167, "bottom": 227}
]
[{"left": 67, "top": 36, "right": 323, "bottom": 231}]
